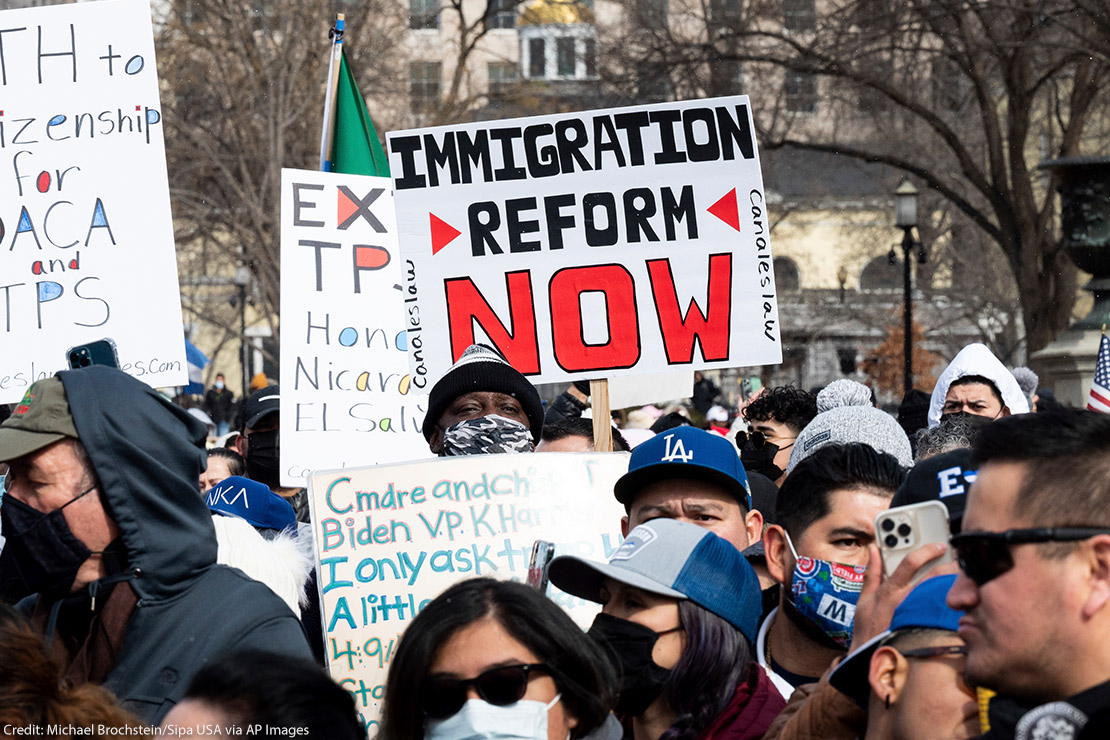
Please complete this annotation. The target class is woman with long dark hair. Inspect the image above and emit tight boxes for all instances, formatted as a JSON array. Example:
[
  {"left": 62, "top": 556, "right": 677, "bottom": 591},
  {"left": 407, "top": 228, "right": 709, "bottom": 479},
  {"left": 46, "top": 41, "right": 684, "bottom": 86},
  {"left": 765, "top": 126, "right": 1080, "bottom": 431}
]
[
  {"left": 379, "top": 577, "right": 618, "bottom": 740},
  {"left": 550, "top": 518, "right": 785, "bottom": 740}
]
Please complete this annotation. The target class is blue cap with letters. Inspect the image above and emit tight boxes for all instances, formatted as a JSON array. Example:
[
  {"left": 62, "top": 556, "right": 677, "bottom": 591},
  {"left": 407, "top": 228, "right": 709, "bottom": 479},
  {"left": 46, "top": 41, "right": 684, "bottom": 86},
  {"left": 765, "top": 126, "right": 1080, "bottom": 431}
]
[
  {"left": 892, "top": 449, "right": 976, "bottom": 533},
  {"left": 613, "top": 426, "right": 752, "bottom": 510},
  {"left": 205, "top": 475, "right": 296, "bottom": 534}
]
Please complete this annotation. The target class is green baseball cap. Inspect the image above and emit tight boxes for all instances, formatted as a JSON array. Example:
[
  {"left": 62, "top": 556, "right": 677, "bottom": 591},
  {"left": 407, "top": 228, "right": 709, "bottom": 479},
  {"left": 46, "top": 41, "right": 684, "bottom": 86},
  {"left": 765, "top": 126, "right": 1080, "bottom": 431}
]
[{"left": 0, "top": 377, "right": 79, "bottom": 462}]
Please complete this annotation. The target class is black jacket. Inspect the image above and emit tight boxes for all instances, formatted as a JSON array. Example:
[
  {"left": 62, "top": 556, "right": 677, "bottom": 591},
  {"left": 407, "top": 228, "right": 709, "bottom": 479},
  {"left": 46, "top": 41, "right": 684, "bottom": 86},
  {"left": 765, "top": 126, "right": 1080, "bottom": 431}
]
[
  {"left": 980, "top": 681, "right": 1110, "bottom": 739},
  {"left": 47, "top": 367, "right": 312, "bottom": 722},
  {"left": 202, "top": 386, "right": 235, "bottom": 425}
]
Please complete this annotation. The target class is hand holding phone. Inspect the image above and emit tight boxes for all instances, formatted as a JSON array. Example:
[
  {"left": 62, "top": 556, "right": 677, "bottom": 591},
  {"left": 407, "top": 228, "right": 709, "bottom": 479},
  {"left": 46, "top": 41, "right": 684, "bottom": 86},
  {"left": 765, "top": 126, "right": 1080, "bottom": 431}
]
[
  {"left": 527, "top": 540, "right": 556, "bottom": 592},
  {"left": 875, "top": 501, "right": 954, "bottom": 584},
  {"left": 66, "top": 338, "right": 120, "bottom": 370}
]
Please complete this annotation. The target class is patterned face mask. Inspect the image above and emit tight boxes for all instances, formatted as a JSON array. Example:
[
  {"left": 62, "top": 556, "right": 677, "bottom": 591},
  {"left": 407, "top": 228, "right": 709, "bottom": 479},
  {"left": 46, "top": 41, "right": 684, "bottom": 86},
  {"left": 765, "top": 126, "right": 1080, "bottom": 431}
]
[
  {"left": 442, "top": 415, "right": 534, "bottom": 456},
  {"left": 785, "top": 532, "right": 866, "bottom": 649}
]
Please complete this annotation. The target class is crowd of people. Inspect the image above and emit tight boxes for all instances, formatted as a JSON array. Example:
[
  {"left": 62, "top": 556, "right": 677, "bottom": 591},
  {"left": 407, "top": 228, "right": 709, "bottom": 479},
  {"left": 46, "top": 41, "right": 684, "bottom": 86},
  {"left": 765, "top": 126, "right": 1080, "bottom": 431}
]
[{"left": 0, "top": 339, "right": 1108, "bottom": 740}]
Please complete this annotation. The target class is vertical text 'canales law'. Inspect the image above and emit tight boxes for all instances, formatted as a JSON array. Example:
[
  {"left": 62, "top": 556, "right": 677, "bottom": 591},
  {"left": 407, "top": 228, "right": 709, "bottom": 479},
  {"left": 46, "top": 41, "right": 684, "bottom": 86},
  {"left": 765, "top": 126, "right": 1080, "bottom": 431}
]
[{"left": 392, "top": 103, "right": 756, "bottom": 190}]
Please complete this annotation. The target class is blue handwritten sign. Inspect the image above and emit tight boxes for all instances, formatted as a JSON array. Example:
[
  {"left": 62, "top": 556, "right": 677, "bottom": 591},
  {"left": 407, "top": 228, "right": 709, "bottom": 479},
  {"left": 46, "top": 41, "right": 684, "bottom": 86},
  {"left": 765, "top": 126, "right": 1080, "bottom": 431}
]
[{"left": 307, "top": 452, "right": 629, "bottom": 732}]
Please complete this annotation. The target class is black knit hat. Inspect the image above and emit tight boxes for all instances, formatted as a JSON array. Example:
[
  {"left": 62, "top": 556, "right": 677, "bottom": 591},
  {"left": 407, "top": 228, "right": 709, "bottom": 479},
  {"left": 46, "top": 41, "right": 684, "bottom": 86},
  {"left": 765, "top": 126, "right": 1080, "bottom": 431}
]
[{"left": 422, "top": 344, "right": 544, "bottom": 442}]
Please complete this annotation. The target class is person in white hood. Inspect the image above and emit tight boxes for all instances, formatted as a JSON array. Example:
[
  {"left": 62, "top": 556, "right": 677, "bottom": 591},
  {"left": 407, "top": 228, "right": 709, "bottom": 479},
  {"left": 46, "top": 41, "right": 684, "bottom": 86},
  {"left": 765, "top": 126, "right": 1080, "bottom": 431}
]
[{"left": 927, "top": 344, "right": 1030, "bottom": 427}]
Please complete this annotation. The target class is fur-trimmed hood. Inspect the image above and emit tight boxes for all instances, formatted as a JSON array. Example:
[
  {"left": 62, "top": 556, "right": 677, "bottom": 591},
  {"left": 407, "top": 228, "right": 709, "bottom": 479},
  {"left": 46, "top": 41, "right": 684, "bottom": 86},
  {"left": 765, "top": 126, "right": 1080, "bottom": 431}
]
[{"left": 210, "top": 515, "right": 313, "bottom": 613}]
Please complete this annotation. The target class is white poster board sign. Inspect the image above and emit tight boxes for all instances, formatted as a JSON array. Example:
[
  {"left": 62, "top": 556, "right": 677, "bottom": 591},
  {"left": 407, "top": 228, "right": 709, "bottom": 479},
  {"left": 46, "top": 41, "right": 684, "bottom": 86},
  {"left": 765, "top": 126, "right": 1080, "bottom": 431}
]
[
  {"left": 308, "top": 452, "right": 629, "bottom": 733},
  {"left": 280, "top": 168, "right": 432, "bottom": 486},
  {"left": 608, "top": 370, "right": 694, "bottom": 409},
  {"left": 388, "top": 95, "right": 782, "bottom": 388},
  {"left": 0, "top": 0, "right": 187, "bottom": 401}
]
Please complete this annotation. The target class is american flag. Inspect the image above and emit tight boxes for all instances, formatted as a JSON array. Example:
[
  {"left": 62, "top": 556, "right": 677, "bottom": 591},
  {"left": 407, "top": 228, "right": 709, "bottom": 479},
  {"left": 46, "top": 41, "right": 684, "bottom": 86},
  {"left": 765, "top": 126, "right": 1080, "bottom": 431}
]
[{"left": 1088, "top": 333, "right": 1110, "bottom": 413}]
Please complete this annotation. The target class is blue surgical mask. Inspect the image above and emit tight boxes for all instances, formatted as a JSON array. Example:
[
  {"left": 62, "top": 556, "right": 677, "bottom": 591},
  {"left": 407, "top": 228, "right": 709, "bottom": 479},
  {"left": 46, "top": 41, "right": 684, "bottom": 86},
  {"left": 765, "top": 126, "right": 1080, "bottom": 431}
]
[
  {"left": 424, "top": 696, "right": 561, "bottom": 740},
  {"left": 785, "top": 532, "right": 865, "bottom": 649}
]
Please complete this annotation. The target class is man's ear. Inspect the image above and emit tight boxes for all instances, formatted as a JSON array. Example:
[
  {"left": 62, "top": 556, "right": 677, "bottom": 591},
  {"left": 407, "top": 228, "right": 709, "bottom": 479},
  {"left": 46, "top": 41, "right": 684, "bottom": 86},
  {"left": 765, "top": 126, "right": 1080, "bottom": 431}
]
[
  {"left": 764, "top": 524, "right": 791, "bottom": 585},
  {"left": 428, "top": 427, "right": 445, "bottom": 456},
  {"left": 620, "top": 515, "right": 630, "bottom": 537},
  {"left": 745, "top": 508, "right": 764, "bottom": 546},
  {"left": 1000, "top": 405, "right": 1012, "bottom": 418},
  {"left": 867, "top": 646, "right": 908, "bottom": 708},
  {"left": 1082, "top": 535, "right": 1110, "bottom": 620}
]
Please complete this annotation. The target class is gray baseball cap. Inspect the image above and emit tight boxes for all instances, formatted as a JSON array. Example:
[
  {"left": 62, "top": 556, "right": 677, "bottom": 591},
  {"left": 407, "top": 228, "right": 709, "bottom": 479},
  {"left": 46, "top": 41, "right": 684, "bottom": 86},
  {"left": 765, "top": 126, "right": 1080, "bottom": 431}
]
[{"left": 548, "top": 518, "right": 762, "bottom": 642}]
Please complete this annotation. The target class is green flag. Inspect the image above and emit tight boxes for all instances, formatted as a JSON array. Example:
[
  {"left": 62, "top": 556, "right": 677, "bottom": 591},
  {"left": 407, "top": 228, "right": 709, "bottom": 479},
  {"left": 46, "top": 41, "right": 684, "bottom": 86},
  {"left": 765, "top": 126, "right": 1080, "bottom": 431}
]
[{"left": 333, "top": 51, "right": 390, "bottom": 177}]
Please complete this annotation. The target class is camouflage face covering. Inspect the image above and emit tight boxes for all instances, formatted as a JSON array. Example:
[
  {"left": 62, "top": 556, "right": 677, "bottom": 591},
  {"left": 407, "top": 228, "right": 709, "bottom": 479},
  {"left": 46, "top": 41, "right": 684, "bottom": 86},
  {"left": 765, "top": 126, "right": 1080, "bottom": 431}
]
[{"left": 443, "top": 415, "right": 534, "bottom": 456}]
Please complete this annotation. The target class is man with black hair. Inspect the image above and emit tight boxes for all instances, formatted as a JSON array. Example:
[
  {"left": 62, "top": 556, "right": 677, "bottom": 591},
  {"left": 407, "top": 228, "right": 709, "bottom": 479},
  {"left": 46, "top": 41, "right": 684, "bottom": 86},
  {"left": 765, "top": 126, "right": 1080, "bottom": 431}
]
[
  {"left": 537, "top": 417, "right": 631, "bottom": 452},
  {"left": 740, "top": 385, "right": 818, "bottom": 485},
  {"left": 943, "top": 375, "right": 1008, "bottom": 418},
  {"left": 759, "top": 443, "right": 906, "bottom": 699},
  {"left": 927, "top": 343, "right": 1029, "bottom": 428},
  {"left": 946, "top": 410, "right": 1110, "bottom": 738},
  {"left": 614, "top": 426, "right": 762, "bottom": 552}
]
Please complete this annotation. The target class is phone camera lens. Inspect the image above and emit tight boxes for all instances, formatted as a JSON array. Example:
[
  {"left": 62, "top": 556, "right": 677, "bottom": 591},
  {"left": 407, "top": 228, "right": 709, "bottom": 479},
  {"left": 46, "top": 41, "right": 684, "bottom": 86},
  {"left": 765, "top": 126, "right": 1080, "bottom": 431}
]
[
  {"left": 897, "top": 523, "right": 912, "bottom": 537},
  {"left": 884, "top": 534, "right": 898, "bottom": 548},
  {"left": 881, "top": 519, "right": 895, "bottom": 532}
]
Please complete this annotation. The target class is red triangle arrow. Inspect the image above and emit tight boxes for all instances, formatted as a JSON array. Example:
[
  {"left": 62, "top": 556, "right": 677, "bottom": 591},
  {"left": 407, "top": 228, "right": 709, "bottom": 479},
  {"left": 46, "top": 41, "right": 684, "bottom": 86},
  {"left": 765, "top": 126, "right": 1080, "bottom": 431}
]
[
  {"left": 707, "top": 188, "right": 741, "bottom": 232},
  {"left": 430, "top": 213, "right": 461, "bottom": 255},
  {"left": 337, "top": 188, "right": 359, "bottom": 227}
]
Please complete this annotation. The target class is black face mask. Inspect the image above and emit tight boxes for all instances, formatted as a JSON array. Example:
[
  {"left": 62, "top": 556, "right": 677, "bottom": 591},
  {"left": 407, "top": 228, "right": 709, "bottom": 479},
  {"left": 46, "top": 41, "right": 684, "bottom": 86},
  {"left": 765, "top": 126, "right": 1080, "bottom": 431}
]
[
  {"left": 245, "top": 429, "right": 281, "bottom": 489},
  {"left": 0, "top": 486, "right": 95, "bottom": 600},
  {"left": 938, "top": 410, "right": 996, "bottom": 428},
  {"left": 740, "top": 441, "right": 785, "bottom": 482},
  {"left": 587, "top": 612, "right": 676, "bottom": 717}
]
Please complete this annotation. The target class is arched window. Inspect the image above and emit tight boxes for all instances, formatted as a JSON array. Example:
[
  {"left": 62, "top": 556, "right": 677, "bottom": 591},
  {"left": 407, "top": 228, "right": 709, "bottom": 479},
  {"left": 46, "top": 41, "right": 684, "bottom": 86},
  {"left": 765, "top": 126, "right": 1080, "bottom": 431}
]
[
  {"left": 774, "top": 257, "right": 801, "bottom": 291},
  {"left": 860, "top": 255, "right": 901, "bottom": 291}
]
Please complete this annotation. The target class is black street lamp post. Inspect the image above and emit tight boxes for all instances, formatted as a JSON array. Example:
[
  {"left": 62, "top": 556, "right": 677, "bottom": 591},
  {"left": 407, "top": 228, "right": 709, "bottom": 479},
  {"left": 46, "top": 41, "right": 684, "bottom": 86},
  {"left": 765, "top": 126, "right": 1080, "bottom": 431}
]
[
  {"left": 892, "top": 180, "right": 922, "bottom": 396},
  {"left": 234, "top": 266, "right": 250, "bottom": 401}
]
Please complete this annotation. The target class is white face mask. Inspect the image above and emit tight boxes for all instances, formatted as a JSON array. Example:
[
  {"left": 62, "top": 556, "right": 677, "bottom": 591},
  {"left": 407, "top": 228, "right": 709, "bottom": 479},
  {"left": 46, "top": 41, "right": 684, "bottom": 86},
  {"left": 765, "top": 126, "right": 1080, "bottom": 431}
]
[{"left": 424, "top": 696, "right": 561, "bottom": 740}]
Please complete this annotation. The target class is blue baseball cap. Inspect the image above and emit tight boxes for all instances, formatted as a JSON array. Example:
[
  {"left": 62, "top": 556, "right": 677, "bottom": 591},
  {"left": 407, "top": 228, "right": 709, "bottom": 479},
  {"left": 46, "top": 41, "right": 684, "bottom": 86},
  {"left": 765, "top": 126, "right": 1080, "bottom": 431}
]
[
  {"left": 548, "top": 518, "right": 762, "bottom": 643},
  {"left": 205, "top": 475, "right": 296, "bottom": 533},
  {"left": 613, "top": 427, "right": 752, "bottom": 510},
  {"left": 829, "top": 574, "right": 965, "bottom": 707}
]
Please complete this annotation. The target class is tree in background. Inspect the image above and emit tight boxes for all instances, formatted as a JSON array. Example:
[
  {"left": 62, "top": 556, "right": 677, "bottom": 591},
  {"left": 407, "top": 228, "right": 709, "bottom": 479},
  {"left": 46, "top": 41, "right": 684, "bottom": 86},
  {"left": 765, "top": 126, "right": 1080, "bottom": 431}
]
[
  {"left": 600, "top": 0, "right": 1110, "bottom": 353},
  {"left": 861, "top": 316, "right": 942, "bottom": 398},
  {"left": 159, "top": 0, "right": 406, "bottom": 363}
]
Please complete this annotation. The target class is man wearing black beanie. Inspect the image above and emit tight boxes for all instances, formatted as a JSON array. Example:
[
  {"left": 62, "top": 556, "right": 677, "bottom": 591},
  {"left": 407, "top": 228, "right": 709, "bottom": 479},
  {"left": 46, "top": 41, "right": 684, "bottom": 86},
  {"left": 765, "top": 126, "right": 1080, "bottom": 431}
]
[{"left": 421, "top": 343, "right": 544, "bottom": 456}]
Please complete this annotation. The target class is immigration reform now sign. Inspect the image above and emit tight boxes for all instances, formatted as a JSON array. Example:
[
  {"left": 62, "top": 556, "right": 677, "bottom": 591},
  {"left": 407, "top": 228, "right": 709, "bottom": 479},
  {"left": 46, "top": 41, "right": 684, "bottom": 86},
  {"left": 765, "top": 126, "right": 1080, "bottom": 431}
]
[{"left": 388, "top": 95, "right": 782, "bottom": 388}]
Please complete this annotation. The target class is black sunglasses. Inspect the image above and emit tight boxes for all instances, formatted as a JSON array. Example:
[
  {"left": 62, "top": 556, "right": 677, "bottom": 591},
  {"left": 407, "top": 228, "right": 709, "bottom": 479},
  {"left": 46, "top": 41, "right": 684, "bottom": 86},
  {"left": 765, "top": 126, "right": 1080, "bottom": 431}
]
[
  {"left": 420, "top": 663, "right": 550, "bottom": 719},
  {"left": 735, "top": 430, "right": 795, "bottom": 451},
  {"left": 900, "top": 644, "right": 967, "bottom": 660},
  {"left": 950, "top": 527, "right": 1110, "bottom": 585}
]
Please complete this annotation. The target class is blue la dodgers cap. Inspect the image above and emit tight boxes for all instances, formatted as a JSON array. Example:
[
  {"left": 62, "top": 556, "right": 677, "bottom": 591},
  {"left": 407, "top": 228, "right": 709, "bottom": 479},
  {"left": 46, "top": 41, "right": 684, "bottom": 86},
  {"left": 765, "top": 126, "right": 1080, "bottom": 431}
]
[
  {"left": 829, "top": 574, "right": 965, "bottom": 708},
  {"left": 612, "top": 426, "right": 752, "bottom": 510},
  {"left": 548, "top": 518, "right": 762, "bottom": 643}
]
